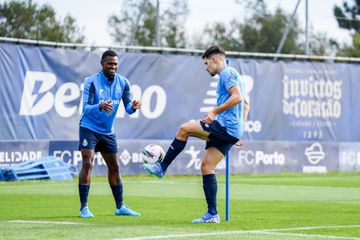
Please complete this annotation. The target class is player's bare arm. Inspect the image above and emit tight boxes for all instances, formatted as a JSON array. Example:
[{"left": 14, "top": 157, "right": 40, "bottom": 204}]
[
  {"left": 202, "top": 85, "right": 242, "bottom": 124},
  {"left": 243, "top": 97, "right": 250, "bottom": 123}
]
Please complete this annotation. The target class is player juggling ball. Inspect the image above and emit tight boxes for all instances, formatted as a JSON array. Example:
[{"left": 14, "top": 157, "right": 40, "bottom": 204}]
[{"left": 144, "top": 46, "right": 249, "bottom": 223}]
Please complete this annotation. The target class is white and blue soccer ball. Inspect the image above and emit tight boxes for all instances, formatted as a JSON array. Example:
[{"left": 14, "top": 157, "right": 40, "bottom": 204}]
[{"left": 142, "top": 144, "right": 165, "bottom": 164}]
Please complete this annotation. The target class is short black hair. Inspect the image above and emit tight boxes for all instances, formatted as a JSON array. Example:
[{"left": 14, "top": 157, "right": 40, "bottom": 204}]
[
  {"left": 101, "top": 50, "right": 118, "bottom": 60},
  {"left": 202, "top": 46, "right": 226, "bottom": 59}
]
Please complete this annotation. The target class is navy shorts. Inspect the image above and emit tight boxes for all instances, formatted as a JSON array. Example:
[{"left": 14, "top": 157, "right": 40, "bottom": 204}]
[
  {"left": 79, "top": 127, "right": 118, "bottom": 153},
  {"left": 200, "top": 120, "right": 239, "bottom": 156}
]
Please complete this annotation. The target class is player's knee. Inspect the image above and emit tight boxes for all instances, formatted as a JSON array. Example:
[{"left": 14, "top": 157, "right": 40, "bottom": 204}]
[
  {"left": 108, "top": 165, "right": 120, "bottom": 175},
  {"left": 177, "top": 124, "right": 189, "bottom": 138},
  {"left": 82, "top": 159, "right": 93, "bottom": 171},
  {"left": 201, "top": 162, "right": 214, "bottom": 174}
]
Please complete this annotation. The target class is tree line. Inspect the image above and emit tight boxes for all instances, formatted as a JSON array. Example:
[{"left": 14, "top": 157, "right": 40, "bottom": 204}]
[{"left": 1, "top": 0, "right": 360, "bottom": 57}]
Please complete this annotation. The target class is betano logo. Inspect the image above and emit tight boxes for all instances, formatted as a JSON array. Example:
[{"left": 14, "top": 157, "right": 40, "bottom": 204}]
[
  {"left": 200, "top": 74, "right": 261, "bottom": 133},
  {"left": 19, "top": 71, "right": 166, "bottom": 119}
]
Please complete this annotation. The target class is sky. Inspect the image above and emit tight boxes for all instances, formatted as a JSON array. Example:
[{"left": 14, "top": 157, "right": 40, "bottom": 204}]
[{"left": 1, "top": 0, "right": 353, "bottom": 47}]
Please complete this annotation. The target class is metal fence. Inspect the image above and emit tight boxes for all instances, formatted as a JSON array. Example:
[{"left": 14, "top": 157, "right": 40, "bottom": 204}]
[{"left": 1, "top": 36, "right": 360, "bottom": 62}]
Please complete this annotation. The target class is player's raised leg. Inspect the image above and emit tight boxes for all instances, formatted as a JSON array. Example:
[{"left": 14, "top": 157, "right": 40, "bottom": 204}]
[
  {"left": 78, "top": 148, "right": 94, "bottom": 218},
  {"left": 102, "top": 152, "right": 140, "bottom": 216},
  {"left": 144, "top": 121, "right": 209, "bottom": 178},
  {"left": 192, "top": 147, "right": 224, "bottom": 224}
]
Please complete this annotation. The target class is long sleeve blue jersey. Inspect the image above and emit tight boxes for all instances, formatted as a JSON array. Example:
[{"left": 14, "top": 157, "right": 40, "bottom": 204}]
[{"left": 80, "top": 71, "right": 135, "bottom": 135}]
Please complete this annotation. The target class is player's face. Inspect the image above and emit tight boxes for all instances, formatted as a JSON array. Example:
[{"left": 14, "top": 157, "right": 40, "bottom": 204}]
[
  {"left": 101, "top": 56, "right": 118, "bottom": 79},
  {"left": 203, "top": 56, "right": 217, "bottom": 77}
]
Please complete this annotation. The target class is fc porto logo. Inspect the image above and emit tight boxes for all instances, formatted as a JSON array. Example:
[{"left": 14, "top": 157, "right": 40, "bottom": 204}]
[
  {"left": 116, "top": 84, "right": 121, "bottom": 93},
  {"left": 82, "top": 139, "right": 88, "bottom": 147}
]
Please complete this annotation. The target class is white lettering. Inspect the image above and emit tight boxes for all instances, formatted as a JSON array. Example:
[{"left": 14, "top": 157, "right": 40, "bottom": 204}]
[
  {"left": 282, "top": 75, "right": 343, "bottom": 119},
  {"left": 0, "top": 151, "right": 42, "bottom": 164},
  {"left": 239, "top": 150, "right": 285, "bottom": 165},
  {"left": 141, "top": 85, "right": 167, "bottom": 119},
  {"left": 55, "top": 83, "right": 80, "bottom": 118},
  {"left": 20, "top": 71, "right": 57, "bottom": 116},
  {"left": 20, "top": 71, "right": 167, "bottom": 119}
]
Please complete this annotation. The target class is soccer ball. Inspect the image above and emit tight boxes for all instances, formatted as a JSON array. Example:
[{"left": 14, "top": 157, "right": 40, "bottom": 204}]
[{"left": 142, "top": 144, "right": 165, "bottom": 164}]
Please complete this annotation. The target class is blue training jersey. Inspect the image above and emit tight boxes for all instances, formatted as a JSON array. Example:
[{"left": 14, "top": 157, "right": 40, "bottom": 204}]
[
  {"left": 80, "top": 71, "right": 135, "bottom": 135},
  {"left": 216, "top": 66, "right": 245, "bottom": 139}
]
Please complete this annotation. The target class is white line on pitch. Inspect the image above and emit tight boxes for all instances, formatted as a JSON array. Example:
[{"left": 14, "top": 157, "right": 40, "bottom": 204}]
[
  {"left": 113, "top": 225, "right": 360, "bottom": 240},
  {"left": 267, "top": 225, "right": 360, "bottom": 231},
  {"left": 7, "top": 220, "right": 84, "bottom": 225},
  {"left": 261, "top": 231, "right": 359, "bottom": 239}
]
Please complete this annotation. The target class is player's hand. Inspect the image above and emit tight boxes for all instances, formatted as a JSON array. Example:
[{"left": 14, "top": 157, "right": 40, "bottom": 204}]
[
  {"left": 132, "top": 100, "right": 141, "bottom": 110},
  {"left": 202, "top": 111, "right": 216, "bottom": 124},
  {"left": 235, "top": 140, "right": 244, "bottom": 147},
  {"left": 99, "top": 100, "right": 114, "bottom": 114}
]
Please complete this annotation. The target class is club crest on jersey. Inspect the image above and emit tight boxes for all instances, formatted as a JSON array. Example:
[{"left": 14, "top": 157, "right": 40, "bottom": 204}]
[
  {"left": 82, "top": 139, "right": 88, "bottom": 147},
  {"left": 116, "top": 84, "right": 121, "bottom": 93},
  {"left": 99, "top": 89, "right": 104, "bottom": 97}
]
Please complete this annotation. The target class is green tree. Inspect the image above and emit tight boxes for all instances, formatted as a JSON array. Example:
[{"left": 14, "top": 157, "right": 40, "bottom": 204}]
[
  {"left": 334, "top": 0, "right": 360, "bottom": 32},
  {"left": 334, "top": 0, "right": 360, "bottom": 56},
  {"left": 108, "top": 0, "right": 188, "bottom": 47},
  {"left": 195, "top": 1, "right": 302, "bottom": 53},
  {"left": 161, "top": 0, "right": 188, "bottom": 48},
  {"left": 240, "top": 8, "right": 302, "bottom": 53},
  {"left": 193, "top": 21, "right": 241, "bottom": 50},
  {"left": 337, "top": 33, "right": 360, "bottom": 57},
  {"left": 0, "top": 0, "right": 84, "bottom": 43}
]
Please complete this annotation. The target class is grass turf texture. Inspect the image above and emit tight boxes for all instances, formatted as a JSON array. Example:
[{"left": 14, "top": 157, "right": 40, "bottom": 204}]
[{"left": 0, "top": 172, "right": 360, "bottom": 240}]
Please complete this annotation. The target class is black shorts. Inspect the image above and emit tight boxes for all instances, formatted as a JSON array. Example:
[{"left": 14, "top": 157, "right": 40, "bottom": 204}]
[
  {"left": 79, "top": 127, "right": 118, "bottom": 153},
  {"left": 200, "top": 120, "right": 239, "bottom": 156}
]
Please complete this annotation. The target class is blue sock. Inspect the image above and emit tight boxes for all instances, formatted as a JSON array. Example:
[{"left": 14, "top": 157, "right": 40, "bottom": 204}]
[
  {"left": 78, "top": 184, "right": 90, "bottom": 210},
  {"left": 111, "top": 184, "right": 123, "bottom": 209},
  {"left": 202, "top": 174, "right": 217, "bottom": 215},
  {"left": 160, "top": 138, "right": 187, "bottom": 172}
]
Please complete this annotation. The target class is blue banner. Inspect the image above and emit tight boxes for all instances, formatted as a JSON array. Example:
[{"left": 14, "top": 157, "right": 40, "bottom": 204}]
[
  {"left": 0, "top": 140, "right": 345, "bottom": 175},
  {"left": 1, "top": 43, "right": 360, "bottom": 142}
]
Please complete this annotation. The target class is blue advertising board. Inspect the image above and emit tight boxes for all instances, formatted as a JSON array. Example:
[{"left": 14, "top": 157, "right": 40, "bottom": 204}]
[{"left": 1, "top": 43, "right": 360, "bottom": 142}]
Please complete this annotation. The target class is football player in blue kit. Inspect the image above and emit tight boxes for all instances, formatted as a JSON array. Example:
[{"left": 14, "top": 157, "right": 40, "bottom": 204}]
[
  {"left": 144, "top": 46, "right": 249, "bottom": 223},
  {"left": 78, "top": 50, "right": 141, "bottom": 218}
]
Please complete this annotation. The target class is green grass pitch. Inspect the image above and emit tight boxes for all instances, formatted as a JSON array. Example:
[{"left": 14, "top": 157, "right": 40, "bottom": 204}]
[{"left": 0, "top": 172, "right": 360, "bottom": 240}]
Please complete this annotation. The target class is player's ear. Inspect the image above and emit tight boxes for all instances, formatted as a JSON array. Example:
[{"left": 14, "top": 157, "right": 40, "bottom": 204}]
[{"left": 211, "top": 55, "right": 216, "bottom": 63}]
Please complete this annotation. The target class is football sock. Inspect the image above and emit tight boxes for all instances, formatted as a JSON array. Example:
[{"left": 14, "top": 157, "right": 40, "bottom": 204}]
[
  {"left": 111, "top": 184, "right": 124, "bottom": 209},
  {"left": 78, "top": 184, "right": 90, "bottom": 210},
  {"left": 160, "top": 138, "right": 187, "bottom": 171},
  {"left": 202, "top": 174, "right": 218, "bottom": 215}
]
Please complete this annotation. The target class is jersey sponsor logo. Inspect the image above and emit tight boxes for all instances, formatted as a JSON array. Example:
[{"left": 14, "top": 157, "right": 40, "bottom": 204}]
[
  {"left": 99, "top": 99, "right": 121, "bottom": 105},
  {"left": 19, "top": 71, "right": 167, "bottom": 119}
]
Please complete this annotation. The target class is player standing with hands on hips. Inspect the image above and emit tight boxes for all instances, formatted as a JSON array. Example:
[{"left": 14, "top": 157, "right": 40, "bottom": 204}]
[
  {"left": 144, "top": 46, "right": 249, "bottom": 223},
  {"left": 78, "top": 50, "right": 141, "bottom": 218}
]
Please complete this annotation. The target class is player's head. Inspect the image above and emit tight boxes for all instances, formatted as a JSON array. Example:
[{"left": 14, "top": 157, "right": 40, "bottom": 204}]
[
  {"left": 101, "top": 50, "right": 118, "bottom": 79},
  {"left": 202, "top": 46, "right": 226, "bottom": 76}
]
